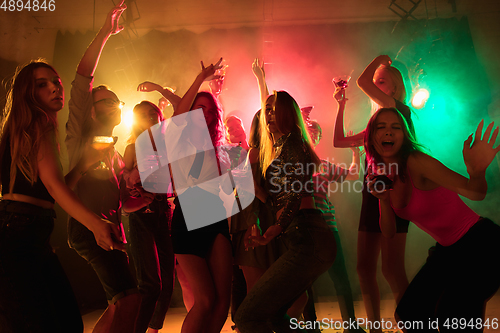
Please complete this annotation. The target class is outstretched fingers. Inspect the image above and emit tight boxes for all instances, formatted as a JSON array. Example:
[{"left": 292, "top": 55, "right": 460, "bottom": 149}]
[
  {"left": 199, "top": 58, "right": 224, "bottom": 81},
  {"left": 214, "top": 57, "right": 223, "bottom": 69},
  {"left": 491, "top": 125, "right": 500, "bottom": 153},
  {"left": 474, "top": 119, "right": 485, "bottom": 143},
  {"left": 489, "top": 124, "right": 499, "bottom": 145},
  {"left": 482, "top": 121, "right": 495, "bottom": 143},
  {"left": 463, "top": 134, "right": 473, "bottom": 152}
]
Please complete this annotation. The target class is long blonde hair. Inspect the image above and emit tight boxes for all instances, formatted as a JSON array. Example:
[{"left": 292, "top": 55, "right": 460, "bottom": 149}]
[
  {"left": 371, "top": 65, "right": 408, "bottom": 113},
  {"left": 259, "top": 91, "right": 320, "bottom": 176},
  {"left": 0, "top": 60, "right": 59, "bottom": 192}
]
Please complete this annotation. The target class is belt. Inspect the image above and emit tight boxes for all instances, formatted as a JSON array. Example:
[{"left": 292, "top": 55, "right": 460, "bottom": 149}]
[{"left": 0, "top": 200, "right": 56, "bottom": 218}]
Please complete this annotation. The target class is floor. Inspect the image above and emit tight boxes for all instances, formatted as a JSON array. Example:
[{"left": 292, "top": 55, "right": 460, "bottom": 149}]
[{"left": 83, "top": 293, "right": 500, "bottom": 332}]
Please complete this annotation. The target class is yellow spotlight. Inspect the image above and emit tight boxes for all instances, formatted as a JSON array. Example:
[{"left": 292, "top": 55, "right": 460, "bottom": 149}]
[
  {"left": 411, "top": 88, "right": 430, "bottom": 109},
  {"left": 123, "top": 109, "right": 134, "bottom": 128}
]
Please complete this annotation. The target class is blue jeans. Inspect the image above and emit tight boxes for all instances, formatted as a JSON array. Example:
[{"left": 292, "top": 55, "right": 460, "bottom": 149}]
[
  {"left": 235, "top": 209, "right": 336, "bottom": 333},
  {"left": 128, "top": 199, "right": 175, "bottom": 331},
  {"left": 0, "top": 200, "right": 83, "bottom": 333}
]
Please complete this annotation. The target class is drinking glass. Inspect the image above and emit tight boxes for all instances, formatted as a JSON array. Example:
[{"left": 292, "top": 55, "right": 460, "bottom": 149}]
[{"left": 91, "top": 136, "right": 116, "bottom": 170}]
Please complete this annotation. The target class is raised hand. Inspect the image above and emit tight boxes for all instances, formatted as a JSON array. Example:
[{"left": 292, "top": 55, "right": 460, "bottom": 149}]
[
  {"left": 137, "top": 81, "right": 162, "bottom": 92},
  {"left": 103, "top": 0, "right": 127, "bottom": 36},
  {"left": 200, "top": 58, "right": 223, "bottom": 82},
  {"left": 334, "top": 87, "right": 347, "bottom": 104},
  {"left": 375, "top": 54, "right": 392, "bottom": 67},
  {"left": 463, "top": 120, "right": 500, "bottom": 177},
  {"left": 252, "top": 58, "right": 266, "bottom": 80}
]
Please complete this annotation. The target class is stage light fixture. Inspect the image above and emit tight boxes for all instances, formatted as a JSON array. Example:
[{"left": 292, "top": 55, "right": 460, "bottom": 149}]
[{"left": 411, "top": 88, "right": 430, "bottom": 109}]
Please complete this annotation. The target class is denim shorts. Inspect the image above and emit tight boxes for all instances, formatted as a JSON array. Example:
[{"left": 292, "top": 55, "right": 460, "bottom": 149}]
[{"left": 68, "top": 217, "right": 138, "bottom": 304}]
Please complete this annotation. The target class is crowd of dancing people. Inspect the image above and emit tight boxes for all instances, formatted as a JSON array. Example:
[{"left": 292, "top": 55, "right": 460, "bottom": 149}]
[{"left": 1, "top": 1, "right": 500, "bottom": 333}]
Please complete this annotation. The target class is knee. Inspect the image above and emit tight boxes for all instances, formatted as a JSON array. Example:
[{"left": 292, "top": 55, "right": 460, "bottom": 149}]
[
  {"left": 357, "top": 261, "right": 376, "bottom": 282},
  {"left": 381, "top": 261, "right": 406, "bottom": 283},
  {"left": 193, "top": 290, "right": 217, "bottom": 313},
  {"left": 115, "top": 293, "right": 142, "bottom": 311}
]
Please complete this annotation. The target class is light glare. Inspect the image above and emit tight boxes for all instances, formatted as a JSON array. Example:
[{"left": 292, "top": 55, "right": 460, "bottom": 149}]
[{"left": 412, "top": 88, "right": 430, "bottom": 109}]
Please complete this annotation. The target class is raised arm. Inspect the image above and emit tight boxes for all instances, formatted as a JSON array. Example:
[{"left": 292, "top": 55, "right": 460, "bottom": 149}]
[
  {"left": 252, "top": 58, "right": 269, "bottom": 105},
  {"left": 333, "top": 87, "right": 364, "bottom": 148},
  {"left": 344, "top": 146, "right": 361, "bottom": 181},
  {"left": 413, "top": 120, "right": 500, "bottom": 201},
  {"left": 77, "top": 1, "right": 126, "bottom": 77},
  {"left": 356, "top": 55, "right": 396, "bottom": 108},
  {"left": 173, "top": 58, "right": 223, "bottom": 118},
  {"left": 137, "top": 81, "right": 181, "bottom": 111},
  {"left": 39, "top": 135, "right": 125, "bottom": 251}
]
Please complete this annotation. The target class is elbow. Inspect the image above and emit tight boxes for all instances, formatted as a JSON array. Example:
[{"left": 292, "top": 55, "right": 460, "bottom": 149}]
[
  {"left": 333, "top": 136, "right": 348, "bottom": 148},
  {"left": 463, "top": 183, "right": 487, "bottom": 201},
  {"left": 121, "top": 201, "right": 132, "bottom": 213},
  {"left": 122, "top": 200, "right": 138, "bottom": 214},
  {"left": 333, "top": 137, "right": 340, "bottom": 148},
  {"left": 469, "top": 191, "right": 487, "bottom": 201},
  {"left": 356, "top": 76, "right": 369, "bottom": 89},
  {"left": 345, "top": 171, "right": 359, "bottom": 181}
]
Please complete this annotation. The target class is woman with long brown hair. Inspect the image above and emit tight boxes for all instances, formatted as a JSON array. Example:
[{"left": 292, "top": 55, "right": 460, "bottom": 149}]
[
  {"left": 0, "top": 60, "right": 123, "bottom": 332},
  {"left": 365, "top": 107, "right": 500, "bottom": 332}
]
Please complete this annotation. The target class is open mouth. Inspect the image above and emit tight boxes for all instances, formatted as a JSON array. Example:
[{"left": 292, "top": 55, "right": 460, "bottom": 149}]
[{"left": 381, "top": 141, "right": 394, "bottom": 148}]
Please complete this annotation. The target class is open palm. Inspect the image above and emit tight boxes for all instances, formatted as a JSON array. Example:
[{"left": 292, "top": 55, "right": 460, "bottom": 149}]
[{"left": 463, "top": 120, "right": 500, "bottom": 176}]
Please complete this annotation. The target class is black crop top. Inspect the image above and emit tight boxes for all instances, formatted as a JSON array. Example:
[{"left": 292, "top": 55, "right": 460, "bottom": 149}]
[{"left": 1, "top": 143, "right": 55, "bottom": 203}]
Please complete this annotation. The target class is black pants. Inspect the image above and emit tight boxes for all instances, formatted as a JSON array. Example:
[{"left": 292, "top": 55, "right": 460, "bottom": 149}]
[
  {"left": 396, "top": 218, "right": 500, "bottom": 332},
  {"left": 0, "top": 200, "right": 83, "bottom": 333}
]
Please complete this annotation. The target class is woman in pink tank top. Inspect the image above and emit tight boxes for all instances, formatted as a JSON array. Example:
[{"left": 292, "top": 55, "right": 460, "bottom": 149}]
[{"left": 364, "top": 107, "right": 500, "bottom": 332}]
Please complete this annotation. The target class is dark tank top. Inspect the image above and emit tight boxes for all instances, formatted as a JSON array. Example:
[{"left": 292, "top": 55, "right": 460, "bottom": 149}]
[{"left": 1, "top": 142, "right": 55, "bottom": 203}]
